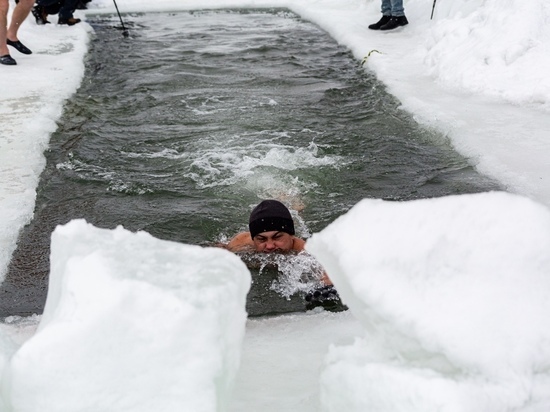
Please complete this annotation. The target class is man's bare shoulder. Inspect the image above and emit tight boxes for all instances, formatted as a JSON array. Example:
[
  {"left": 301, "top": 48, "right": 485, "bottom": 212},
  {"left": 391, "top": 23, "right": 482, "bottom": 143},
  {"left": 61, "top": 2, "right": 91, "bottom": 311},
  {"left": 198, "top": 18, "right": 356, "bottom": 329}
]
[
  {"left": 293, "top": 237, "right": 306, "bottom": 251},
  {"left": 226, "top": 231, "right": 254, "bottom": 252}
]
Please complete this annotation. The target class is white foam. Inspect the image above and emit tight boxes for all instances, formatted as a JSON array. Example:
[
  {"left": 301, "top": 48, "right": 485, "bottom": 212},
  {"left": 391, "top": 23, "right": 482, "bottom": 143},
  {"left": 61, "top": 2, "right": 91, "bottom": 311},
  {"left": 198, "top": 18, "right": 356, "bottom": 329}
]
[
  {"left": 186, "top": 138, "right": 342, "bottom": 190},
  {"left": 238, "top": 251, "right": 324, "bottom": 298}
]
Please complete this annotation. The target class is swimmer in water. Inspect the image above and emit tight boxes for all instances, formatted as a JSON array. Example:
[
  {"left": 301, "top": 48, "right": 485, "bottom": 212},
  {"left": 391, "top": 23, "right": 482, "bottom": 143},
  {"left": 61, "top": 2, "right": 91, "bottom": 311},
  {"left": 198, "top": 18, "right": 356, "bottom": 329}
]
[{"left": 226, "top": 199, "right": 332, "bottom": 286}]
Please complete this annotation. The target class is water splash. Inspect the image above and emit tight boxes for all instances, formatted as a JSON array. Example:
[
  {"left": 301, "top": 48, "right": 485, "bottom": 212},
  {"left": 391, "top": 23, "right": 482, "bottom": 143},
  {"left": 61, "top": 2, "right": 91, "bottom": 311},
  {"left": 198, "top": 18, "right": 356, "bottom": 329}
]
[
  {"left": 185, "top": 137, "right": 342, "bottom": 192},
  {"left": 238, "top": 251, "right": 324, "bottom": 299}
]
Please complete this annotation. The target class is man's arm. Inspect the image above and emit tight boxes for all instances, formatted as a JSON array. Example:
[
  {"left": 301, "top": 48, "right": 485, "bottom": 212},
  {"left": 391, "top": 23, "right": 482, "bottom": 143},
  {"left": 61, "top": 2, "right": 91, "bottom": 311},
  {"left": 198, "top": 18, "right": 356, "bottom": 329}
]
[{"left": 301, "top": 239, "right": 332, "bottom": 285}]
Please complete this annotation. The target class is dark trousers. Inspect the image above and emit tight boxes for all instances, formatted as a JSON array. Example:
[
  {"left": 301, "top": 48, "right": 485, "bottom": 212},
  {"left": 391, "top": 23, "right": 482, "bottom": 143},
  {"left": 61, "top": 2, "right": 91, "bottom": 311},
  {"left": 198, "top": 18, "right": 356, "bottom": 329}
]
[{"left": 37, "top": 0, "right": 79, "bottom": 19}]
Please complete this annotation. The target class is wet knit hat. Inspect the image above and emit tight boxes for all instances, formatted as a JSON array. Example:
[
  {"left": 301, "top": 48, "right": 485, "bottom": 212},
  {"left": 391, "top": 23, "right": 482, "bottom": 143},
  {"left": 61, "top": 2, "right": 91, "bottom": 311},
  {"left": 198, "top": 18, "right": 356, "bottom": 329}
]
[{"left": 248, "top": 200, "right": 295, "bottom": 238}]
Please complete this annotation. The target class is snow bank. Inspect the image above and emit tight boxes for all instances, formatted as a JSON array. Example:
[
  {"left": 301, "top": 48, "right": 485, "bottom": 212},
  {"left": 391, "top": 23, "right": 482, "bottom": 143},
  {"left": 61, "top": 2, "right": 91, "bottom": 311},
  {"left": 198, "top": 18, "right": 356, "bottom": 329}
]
[
  {"left": 1, "top": 220, "right": 250, "bottom": 412},
  {"left": 0, "top": 15, "right": 90, "bottom": 283},
  {"left": 306, "top": 192, "right": 550, "bottom": 411},
  {"left": 0, "top": 315, "right": 41, "bottom": 347},
  {"left": 0, "top": 332, "right": 16, "bottom": 412},
  {"left": 422, "top": 0, "right": 550, "bottom": 111},
  {"left": 229, "top": 310, "right": 363, "bottom": 412}
]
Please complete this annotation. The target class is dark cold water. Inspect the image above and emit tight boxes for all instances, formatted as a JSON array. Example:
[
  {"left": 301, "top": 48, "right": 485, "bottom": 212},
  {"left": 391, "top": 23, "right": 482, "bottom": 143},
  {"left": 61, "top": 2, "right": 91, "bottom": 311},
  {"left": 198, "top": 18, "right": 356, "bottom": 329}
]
[{"left": 0, "top": 9, "right": 500, "bottom": 317}]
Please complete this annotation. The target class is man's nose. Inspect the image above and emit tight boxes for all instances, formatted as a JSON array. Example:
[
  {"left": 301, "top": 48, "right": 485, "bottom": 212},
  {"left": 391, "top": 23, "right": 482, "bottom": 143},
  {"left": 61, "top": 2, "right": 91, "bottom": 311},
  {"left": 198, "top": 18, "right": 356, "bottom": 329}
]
[{"left": 265, "top": 240, "right": 275, "bottom": 249}]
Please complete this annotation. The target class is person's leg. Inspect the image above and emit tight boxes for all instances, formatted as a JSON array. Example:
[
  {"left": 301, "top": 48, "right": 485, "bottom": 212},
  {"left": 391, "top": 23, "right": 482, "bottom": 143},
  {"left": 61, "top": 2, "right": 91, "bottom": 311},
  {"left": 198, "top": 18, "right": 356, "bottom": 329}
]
[
  {"left": 390, "top": 0, "right": 405, "bottom": 17},
  {"left": 58, "top": 0, "right": 80, "bottom": 24},
  {"left": 381, "top": 0, "right": 392, "bottom": 16},
  {"left": 34, "top": 0, "right": 63, "bottom": 22},
  {"left": 0, "top": 0, "right": 10, "bottom": 56},
  {"left": 32, "top": 0, "right": 60, "bottom": 25},
  {"left": 37, "top": 0, "right": 63, "bottom": 12},
  {"left": 37, "top": 0, "right": 55, "bottom": 6},
  {"left": 6, "top": 0, "right": 33, "bottom": 41},
  {"left": 75, "top": 0, "right": 88, "bottom": 9},
  {"left": 58, "top": 0, "right": 77, "bottom": 19},
  {"left": 45, "top": 1, "right": 63, "bottom": 15}
]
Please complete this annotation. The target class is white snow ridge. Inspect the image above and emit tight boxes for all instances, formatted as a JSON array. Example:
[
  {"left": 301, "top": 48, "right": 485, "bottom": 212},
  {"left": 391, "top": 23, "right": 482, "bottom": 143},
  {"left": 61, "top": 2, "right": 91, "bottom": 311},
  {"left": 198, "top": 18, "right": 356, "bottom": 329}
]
[
  {"left": 307, "top": 192, "right": 550, "bottom": 412},
  {"left": 1, "top": 220, "right": 250, "bottom": 412}
]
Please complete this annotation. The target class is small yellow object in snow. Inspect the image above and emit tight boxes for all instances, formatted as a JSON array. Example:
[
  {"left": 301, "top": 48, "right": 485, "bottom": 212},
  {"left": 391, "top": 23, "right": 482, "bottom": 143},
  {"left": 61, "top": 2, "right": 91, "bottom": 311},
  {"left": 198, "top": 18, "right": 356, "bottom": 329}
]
[{"left": 361, "top": 50, "right": 381, "bottom": 66}]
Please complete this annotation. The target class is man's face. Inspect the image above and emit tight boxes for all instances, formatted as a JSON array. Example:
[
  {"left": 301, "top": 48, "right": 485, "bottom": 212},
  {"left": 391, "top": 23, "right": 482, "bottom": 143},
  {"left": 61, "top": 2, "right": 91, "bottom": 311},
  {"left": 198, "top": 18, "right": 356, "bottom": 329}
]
[{"left": 252, "top": 231, "right": 293, "bottom": 253}]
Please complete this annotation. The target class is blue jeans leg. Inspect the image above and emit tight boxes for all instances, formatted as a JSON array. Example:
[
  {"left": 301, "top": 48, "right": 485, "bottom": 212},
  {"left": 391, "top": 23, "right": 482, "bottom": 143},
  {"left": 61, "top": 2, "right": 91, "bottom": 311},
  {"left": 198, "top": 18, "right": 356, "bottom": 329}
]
[
  {"left": 392, "top": 0, "right": 405, "bottom": 16},
  {"left": 381, "top": 0, "right": 392, "bottom": 16},
  {"left": 381, "top": 0, "right": 405, "bottom": 17}
]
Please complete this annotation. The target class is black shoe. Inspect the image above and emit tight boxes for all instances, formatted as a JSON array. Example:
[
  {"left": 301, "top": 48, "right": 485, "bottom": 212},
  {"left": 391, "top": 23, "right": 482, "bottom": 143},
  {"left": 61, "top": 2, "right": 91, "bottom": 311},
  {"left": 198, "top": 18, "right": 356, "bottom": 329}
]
[
  {"left": 6, "top": 39, "right": 32, "bottom": 55},
  {"left": 58, "top": 17, "right": 81, "bottom": 26},
  {"left": 32, "top": 5, "right": 50, "bottom": 25},
  {"left": 380, "top": 16, "right": 409, "bottom": 31},
  {"left": 368, "top": 15, "right": 392, "bottom": 30},
  {"left": 0, "top": 54, "right": 17, "bottom": 65}
]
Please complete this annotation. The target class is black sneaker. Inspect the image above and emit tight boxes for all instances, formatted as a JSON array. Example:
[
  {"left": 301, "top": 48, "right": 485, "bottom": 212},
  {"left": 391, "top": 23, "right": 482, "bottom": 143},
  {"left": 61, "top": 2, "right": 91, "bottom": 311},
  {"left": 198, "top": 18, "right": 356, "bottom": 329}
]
[
  {"left": 0, "top": 54, "right": 17, "bottom": 65},
  {"left": 32, "top": 5, "right": 50, "bottom": 25},
  {"left": 58, "top": 17, "right": 82, "bottom": 26},
  {"left": 380, "top": 16, "right": 409, "bottom": 31},
  {"left": 368, "top": 15, "right": 392, "bottom": 30}
]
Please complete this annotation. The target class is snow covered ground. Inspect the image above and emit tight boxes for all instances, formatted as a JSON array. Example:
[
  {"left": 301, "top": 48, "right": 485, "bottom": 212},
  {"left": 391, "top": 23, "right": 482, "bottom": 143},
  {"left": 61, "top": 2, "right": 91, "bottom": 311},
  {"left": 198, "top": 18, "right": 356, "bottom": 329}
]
[{"left": 1, "top": 0, "right": 549, "bottom": 410}]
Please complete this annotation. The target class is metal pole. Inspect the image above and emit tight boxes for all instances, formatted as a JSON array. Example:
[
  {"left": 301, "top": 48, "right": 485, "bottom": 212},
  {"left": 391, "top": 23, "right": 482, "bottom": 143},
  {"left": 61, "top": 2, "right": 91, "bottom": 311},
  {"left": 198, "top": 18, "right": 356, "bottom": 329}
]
[
  {"left": 430, "top": 0, "right": 437, "bottom": 20},
  {"left": 112, "top": 0, "right": 129, "bottom": 37}
]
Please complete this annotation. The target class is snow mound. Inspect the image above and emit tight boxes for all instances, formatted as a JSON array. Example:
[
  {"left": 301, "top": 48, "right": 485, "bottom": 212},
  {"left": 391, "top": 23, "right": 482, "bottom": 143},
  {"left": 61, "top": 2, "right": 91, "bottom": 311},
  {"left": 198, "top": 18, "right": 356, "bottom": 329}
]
[
  {"left": 0, "top": 331, "right": 16, "bottom": 412},
  {"left": 423, "top": 0, "right": 550, "bottom": 111},
  {"left": 307, "top": 191, "right": 550, "bottom": 412},
  {"left": 2, "top": 220, "right": 251, "bottom": 412}
]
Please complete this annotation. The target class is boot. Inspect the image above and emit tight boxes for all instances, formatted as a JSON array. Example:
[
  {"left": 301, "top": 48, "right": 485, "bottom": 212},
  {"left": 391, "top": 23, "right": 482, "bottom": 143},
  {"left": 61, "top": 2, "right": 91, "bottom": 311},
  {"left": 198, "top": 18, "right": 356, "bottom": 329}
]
[
  {"left": 380, "top": 16, "right": 409, "bottom": 31},
  {"left": 32, "top": 5, "right": 50, "bottom": 25},
  {"left": 368, "top": 15, "right": 391, "bottom": 30},
  {"left": 58, "top": 17, "right": 82, "bottom": 26}
]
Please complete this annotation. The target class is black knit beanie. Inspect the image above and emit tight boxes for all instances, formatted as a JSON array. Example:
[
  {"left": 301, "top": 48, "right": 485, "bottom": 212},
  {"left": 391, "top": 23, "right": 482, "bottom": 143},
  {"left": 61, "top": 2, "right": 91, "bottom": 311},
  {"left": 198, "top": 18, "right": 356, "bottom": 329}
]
[{"left": 248, "top": 200, "right": 295, "bottom": 238}]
